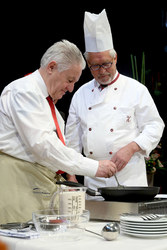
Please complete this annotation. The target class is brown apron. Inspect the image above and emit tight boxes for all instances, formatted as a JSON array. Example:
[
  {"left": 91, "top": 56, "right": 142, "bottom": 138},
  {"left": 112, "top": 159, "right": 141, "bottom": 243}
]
[{"left": 0, "top": 152, "right": 65, "bottom": 224}]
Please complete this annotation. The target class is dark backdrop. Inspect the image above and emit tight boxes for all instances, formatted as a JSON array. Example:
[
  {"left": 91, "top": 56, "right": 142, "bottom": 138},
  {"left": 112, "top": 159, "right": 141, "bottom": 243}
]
[{"left": 1, "top": 4, "right": 167, "bottom": 149}]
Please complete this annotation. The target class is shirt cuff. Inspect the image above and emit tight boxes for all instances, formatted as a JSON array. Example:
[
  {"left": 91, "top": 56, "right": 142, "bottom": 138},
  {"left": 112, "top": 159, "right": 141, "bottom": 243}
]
[
  {"left": 78, "top": 157, "right": 99, "bottom": 177},
  {"left": 133, "top": 137, "right": 155, "bottom": 157}
]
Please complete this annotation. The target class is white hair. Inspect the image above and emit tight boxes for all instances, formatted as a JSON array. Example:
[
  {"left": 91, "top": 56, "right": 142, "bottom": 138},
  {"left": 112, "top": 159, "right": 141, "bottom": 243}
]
[
  {"left": 84, "top": 49, "right": 117, "bottom": 61},
  {"left": 40, "top": 40, "right": 86, "bottom": 71}
]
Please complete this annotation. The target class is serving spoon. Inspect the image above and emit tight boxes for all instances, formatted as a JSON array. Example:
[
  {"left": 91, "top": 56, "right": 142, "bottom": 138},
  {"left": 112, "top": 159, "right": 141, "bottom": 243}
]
[
  {"left": 85, "top": 222, "right": 120, "bottom": 241},
  {"left": 113, "top": 174, "right": 124, "bottom": 188}
]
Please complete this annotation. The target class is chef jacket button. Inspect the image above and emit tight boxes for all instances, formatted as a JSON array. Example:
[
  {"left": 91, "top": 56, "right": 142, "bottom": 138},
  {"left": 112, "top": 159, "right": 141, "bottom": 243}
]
[
  {"left": 109, "top": 151, "right": 112, "bottom": 155},
  {"left": 92, "top": 89, "right": 94, "bottom": 92},
  {"left": 88, "top": 107, "right": 92, "bottom": 110},
  {"left": 89, "top": 128, "right": 92, "bottom": 131},
  {"left": 113, "top": 106, "right": 117, "bottom": 110},
  {"left": 110, "top": 128, "right": 114, "bottom": 132},
  {"left": 114, "top": 88, "right": 117, "bottom": 90},
  {"left": 90, "top": 151, "right": 93, "bottom": 155}
]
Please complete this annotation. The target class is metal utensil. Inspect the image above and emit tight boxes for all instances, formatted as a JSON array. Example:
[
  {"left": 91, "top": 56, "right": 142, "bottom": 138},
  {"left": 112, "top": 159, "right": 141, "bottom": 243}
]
[
  {"left": 141, "top": 214, "right": 167, "bottom": 221},
  {"left": 0, "top": 221, "right": 34, "bottom": 231},
  {"left": 113, "top": 174, "right": 124, "bottom": 188},
  {"left": 85, "top": 222, "right": 120, "bottom": 241}
]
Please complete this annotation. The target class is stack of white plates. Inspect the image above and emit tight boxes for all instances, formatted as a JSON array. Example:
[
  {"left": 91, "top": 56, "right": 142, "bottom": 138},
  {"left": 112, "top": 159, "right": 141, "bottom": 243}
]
[{"left": 120, "top": 214, "right": 167, "bottom": 238}]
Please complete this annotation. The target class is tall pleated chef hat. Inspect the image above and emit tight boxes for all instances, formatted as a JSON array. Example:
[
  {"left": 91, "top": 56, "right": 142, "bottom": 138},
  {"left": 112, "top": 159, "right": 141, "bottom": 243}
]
[{"left": 84, "top": 9, "right": 114, "bottom": 52}]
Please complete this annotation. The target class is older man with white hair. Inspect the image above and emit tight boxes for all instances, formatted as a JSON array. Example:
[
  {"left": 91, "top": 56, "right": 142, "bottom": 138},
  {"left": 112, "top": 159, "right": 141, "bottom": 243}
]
[{"left": 0, "top": 40, "right": 116, "bottom": 223}]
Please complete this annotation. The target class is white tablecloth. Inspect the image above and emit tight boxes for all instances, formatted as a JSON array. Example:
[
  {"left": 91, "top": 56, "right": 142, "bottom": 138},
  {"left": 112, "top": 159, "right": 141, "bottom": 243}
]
[{"left": 0, "top": 222, "right": 167, "bottom": 250}]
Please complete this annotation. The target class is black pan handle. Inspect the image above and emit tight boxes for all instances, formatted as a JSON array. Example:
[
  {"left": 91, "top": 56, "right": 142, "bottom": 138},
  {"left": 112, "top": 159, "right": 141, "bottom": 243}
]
[
  {"left": 56, "top": 181, "right": 100, "bottom": 196},
  {"left": 86, "top": 188, "right": 100, "bottom": 196}
]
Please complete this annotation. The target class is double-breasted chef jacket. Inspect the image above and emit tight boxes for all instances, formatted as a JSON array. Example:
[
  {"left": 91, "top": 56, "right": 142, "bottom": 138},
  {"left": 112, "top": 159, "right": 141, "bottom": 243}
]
[{"left": 65, "top": 72, "right": 165, "bottom": 196}]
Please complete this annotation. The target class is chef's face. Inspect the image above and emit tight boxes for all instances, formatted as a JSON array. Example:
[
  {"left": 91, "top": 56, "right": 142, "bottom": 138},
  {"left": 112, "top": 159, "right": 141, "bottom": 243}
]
[
  {"left": 87, "top": 50, "right": 117, "bottom": 85},
  {"left": 46, "top": 61, "right": 82, "bottom": 103}
]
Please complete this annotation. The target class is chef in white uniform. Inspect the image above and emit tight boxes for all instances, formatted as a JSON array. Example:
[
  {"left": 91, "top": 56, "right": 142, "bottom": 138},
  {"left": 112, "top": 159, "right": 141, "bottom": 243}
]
[{"left": 65, "top": 10, "right": 165, "bottom": 199}]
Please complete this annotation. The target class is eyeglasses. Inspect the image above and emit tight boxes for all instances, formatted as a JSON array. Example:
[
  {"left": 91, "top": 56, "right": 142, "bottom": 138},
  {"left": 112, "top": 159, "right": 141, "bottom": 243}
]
[{"left": 89, "top": 62, "right": 113, "bottom": 71}]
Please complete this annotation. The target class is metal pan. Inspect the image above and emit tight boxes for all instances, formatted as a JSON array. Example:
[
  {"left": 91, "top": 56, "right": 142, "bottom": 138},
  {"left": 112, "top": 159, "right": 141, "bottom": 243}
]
[
  {"left": 56, "top": 181, "right": 160, "bottom": 202},
  {"left": 98, "top": 186, "right": 160, "bottom": 201}
]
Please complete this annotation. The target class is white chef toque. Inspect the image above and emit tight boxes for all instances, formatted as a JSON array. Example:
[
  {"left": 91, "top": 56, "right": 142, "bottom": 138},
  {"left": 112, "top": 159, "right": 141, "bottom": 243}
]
[{"left": 84, "top": 9, "right": 114, "bottom": 52}]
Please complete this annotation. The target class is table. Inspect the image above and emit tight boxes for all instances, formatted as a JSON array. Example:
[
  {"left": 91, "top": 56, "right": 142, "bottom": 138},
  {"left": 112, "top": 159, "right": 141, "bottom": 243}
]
[{"left": 0, "top": 222, "right": 167, "bottom": 250}]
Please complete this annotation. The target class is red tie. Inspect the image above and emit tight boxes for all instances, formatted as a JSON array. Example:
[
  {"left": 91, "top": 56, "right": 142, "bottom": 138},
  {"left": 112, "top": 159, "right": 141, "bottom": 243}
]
[{"left": 46, "top": 96, "right": 65, "bottom": 174}]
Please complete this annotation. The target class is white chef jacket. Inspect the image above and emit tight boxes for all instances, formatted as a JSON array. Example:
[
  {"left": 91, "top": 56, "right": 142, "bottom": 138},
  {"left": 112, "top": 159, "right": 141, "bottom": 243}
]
[
  {"left": 65, "top": 72, "right": 165, "bottom": 195},
  {"left": 0, "top": 70, "right": 98, "bottom": 176}
]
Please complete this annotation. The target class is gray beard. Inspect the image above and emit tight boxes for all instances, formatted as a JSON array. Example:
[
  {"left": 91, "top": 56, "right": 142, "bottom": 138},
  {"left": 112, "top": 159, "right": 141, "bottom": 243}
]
[{"left": 97, "top": 77, "right": 113, "bottom": 85}]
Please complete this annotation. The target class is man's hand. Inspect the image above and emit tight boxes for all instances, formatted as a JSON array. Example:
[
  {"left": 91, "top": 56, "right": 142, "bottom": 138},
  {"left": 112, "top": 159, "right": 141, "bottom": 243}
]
[
  {"left": 66, "top": 174, "right": 78, "bottom": 183},
  {"left": 111, "top": 142, "right": 141, "bottom": 171},
  {"left": 95, "top": 160, "right": 117, "bottom": 178}
]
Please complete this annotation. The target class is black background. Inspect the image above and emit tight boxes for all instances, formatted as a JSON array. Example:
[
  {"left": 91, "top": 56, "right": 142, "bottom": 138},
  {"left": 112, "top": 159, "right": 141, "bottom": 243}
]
[{"left": 1, "top": 4, "right": 167, "bottom": 146}]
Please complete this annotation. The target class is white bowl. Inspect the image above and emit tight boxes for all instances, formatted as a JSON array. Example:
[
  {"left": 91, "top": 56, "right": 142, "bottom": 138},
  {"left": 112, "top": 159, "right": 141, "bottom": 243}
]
[{"left": 32, "top": 209, "right": 90, "bottom": 240}]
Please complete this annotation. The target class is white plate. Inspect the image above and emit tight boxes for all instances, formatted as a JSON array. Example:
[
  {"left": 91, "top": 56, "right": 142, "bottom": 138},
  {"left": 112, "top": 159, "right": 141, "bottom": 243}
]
[
  {"left": 155, "top": 194, "right": 167, "bottom": 199},
  {"left": 121, "top": 228, "right": 167, "bottom": 238},
  {"left": 120, "top": 221, "right": 167, "bottom": 228},
  {"left": 121, "top": 227, "right": 167, "bottom": 234},
  {"left": 120, "top": 214, "right": 167, "bottom": 224},
  {"left": 121, "top": 224, "right": 167, "bottom": 233}
]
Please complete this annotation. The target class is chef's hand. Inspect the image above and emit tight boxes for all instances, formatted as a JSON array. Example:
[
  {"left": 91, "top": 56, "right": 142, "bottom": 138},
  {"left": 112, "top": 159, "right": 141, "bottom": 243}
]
[
  {"left": 96, "top": 160, "right": 117, "bottom": 178},
  {"left": 111, "top": 142, "right": 141, "bottom": 171}
]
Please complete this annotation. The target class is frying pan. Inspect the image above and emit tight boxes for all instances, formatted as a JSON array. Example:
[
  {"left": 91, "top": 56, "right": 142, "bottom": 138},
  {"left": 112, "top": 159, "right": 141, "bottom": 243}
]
[{"left": 56, "top": 181, "right": 160, "bottom": 202}]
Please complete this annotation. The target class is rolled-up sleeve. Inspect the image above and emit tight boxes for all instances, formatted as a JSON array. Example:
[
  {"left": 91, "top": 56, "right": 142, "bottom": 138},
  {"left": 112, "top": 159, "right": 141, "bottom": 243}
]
[{"left": 133, "top": 87, "right": 165, "bottom": 156}]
